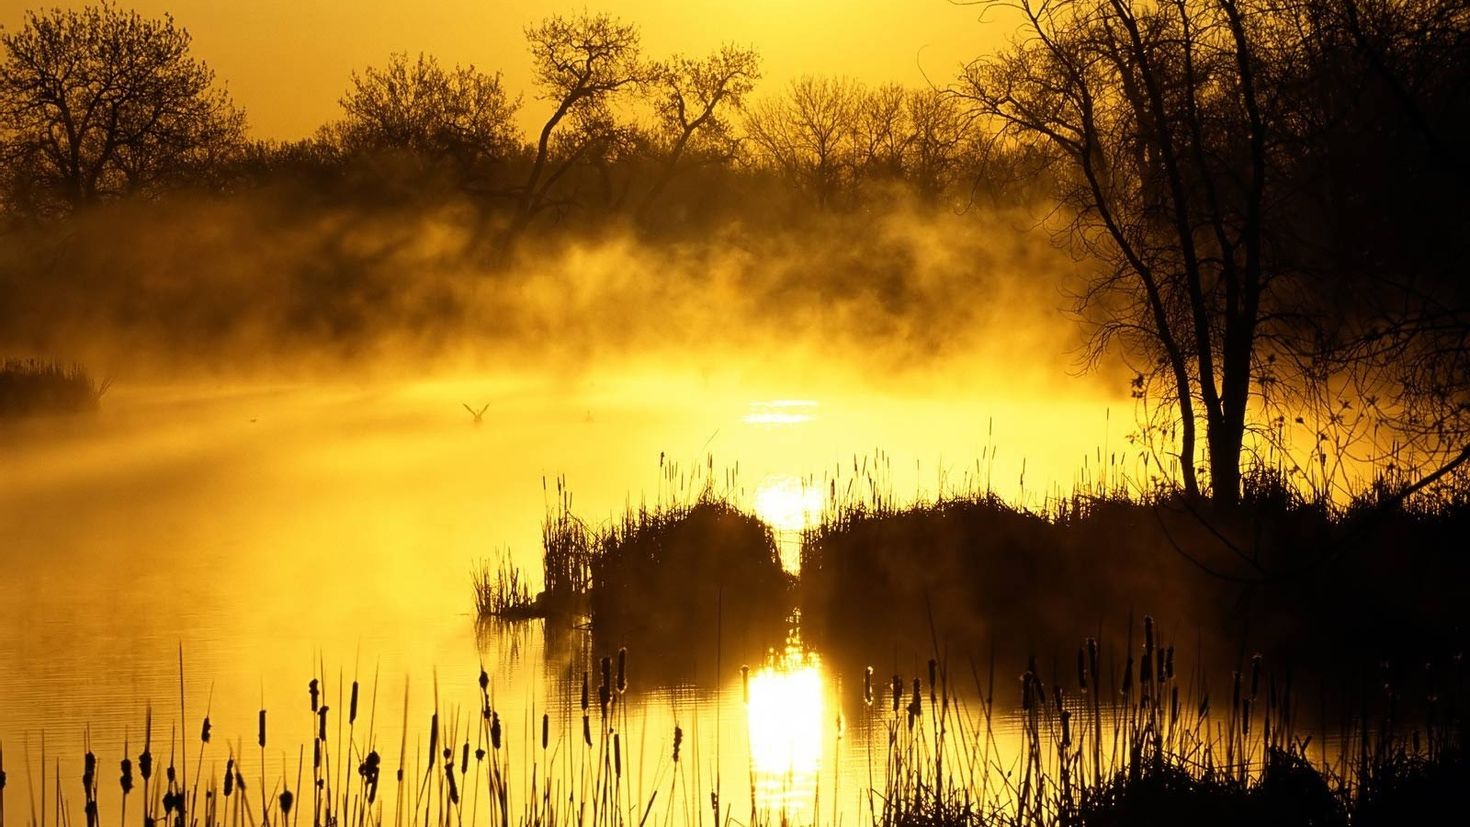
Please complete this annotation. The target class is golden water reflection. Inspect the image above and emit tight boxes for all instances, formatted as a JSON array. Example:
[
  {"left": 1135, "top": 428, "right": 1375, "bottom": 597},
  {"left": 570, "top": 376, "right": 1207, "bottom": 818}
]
[{"left": 746, "top": 634, "right": 825, "bottom": 823}]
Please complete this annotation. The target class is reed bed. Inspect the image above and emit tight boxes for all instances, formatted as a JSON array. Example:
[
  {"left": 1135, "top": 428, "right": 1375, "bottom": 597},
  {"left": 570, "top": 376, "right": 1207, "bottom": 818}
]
[
  {"left": 0, "top": 359, "right": 109, "bottom": 418},
  {"left": 2, "top": 624, "right": 1464, "bottom": 827}
]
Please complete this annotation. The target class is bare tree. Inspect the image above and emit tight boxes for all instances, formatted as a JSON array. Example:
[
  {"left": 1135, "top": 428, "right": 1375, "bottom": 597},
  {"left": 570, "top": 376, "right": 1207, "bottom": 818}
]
[
  {"left": 960, "top": 0, "right": 1273, "bottom": 503},
  {"left": 335, "top": 52, "right": 519, "bottom": 166},
  {"left": 638, "top": 44, "right": 760, "bottom": 217},
  {"left": 745, "top": 75, "right": 860, "bottom": 209},
  {"left": 510, "top": 12, "right": 643, "bottom": 242},
  {"left": 0, "top": 2, "right": 244, "bottom": 214}
]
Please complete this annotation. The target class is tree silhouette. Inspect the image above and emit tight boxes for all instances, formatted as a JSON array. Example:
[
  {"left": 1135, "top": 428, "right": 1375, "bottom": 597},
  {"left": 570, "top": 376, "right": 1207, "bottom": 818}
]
[
  {"left": 509, "top": 12, "right": 644, "bottom": 245},
  {"left": 638, "top": 44, "right": 760, "bottom": 218},
  {"left": 335, "top": 52, "right": 520, "bottom": 170},
  {"left": 0, "top": 2, "right": 244, "bottom": 214}
]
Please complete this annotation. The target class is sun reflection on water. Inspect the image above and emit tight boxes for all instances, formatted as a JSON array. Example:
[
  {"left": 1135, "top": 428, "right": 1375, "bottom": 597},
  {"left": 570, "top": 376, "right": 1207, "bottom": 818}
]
[{"left": 746, "top": 628, "right": 825, "bottom": 823}]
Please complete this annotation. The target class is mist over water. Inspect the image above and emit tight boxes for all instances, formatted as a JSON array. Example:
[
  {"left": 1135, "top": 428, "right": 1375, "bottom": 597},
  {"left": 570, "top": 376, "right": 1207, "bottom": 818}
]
[{"left": 0, "top": 230, "right": 1129, "bottom": 820}]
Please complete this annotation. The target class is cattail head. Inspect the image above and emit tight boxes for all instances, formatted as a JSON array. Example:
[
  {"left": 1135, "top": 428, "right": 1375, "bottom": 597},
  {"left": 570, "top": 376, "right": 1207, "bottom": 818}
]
[
  {"left": 221, "top": 759, "right": 232, "bottom": 797},
  {"left": 279, "top": 790, "right": 293, "bottom": 817},
  {"left": 616, "top": 648, "right": 627, "bottom": 694},
  {"left": 478, "top": 668, "right": 489, "bottom": 693},
  {"left": 428, "top": 712, "right": 439, "bottom": 758},
  {"left": 580, "top": 672, "right": 589, "bottom": 712},
  {"left": 200, "top": 717, "right": 211, "bottom": 744},
  {"left": 84, "top": 751, "right": 96, "bottom": 788},
  {"left": 309, "top": 679, "right": 320, "bottom": 712},
  {"left": 672, "top": 726, "right": 683, "bottom": 763},
  {"left": 891, "top": 675, "right": 903, "bottom": 713},
  {"left": 600, "top": 656, "right": 611, "bottom": 693},
  {"left": 257, "top": 710, "right": 266, "bottom": 750},
  {"left": 1250, "top": 654, "right": 1262, "bottom": 701},
  {"left": 541, "top": 713, "right": 549, "bottom": 750},
  {"left": 318, "top": 706, "right": 329, "bottom": 742},
  {"left": 863, "top": 667, "right": 873, "bottom": 706},
  {"left": 491, "top": 711, "right": 502, "bottom": 750},
  {"left": 582, "top": 715, "right": 592, "bottom": 747},
  {"left": 350, "top": 681, "right": 360, "bottom": 725},
  {"left": 461, "top": 742, "right": 469, "bottom": 774},
  {"left": 613, "top": 732, "right": 622, "bottom": 779},
  {"left": 1060, "top": 709, "right": 1072, "bottom": 748},
  {"left": 139, "top": 749, "right": 153, "bottom": 781}
]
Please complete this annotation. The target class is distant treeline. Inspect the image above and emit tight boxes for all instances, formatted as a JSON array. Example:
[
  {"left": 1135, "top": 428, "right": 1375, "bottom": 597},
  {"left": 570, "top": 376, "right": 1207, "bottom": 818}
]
[{"left": 0, "top": 4, "right": 1040, "bottom": 240}]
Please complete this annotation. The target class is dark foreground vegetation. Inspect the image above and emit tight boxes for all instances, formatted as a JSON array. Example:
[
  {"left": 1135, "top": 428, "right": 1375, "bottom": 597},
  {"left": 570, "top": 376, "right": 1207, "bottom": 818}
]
[
  {"left": 478, "top": 471, "right": 792, "bottom": 660},
  {"left": 0, "top": 358, "right": 108, "bottom": 418},
  {"left": 1, "top": 620, "right": 1464, "bottom": 827}
]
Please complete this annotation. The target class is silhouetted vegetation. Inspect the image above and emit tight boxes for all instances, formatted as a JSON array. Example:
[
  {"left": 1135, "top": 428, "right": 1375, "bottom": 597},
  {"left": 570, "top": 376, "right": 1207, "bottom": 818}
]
[
  {"left": 1, "top": 621, "right": 1465, "bottom": 827},
  {"left": 0, "top": 358, "right": 108, "bottom": 417}
]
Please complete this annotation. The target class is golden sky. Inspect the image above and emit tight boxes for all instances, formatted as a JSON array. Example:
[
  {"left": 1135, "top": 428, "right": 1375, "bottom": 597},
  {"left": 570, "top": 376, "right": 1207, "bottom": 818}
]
[{"left": 0, "top": 1, "right": 1009, "bottom": 140}]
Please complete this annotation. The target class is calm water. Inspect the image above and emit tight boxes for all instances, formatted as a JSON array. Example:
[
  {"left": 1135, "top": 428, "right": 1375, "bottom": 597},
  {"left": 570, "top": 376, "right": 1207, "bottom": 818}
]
[{"left": 0, "top": 370, "right": 1124, "bottom": 824}]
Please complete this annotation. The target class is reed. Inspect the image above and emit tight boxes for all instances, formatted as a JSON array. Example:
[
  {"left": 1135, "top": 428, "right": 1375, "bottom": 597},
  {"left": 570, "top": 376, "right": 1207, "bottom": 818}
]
[{"left": 0, "top": 358, "right": 109, "bottom": 418}]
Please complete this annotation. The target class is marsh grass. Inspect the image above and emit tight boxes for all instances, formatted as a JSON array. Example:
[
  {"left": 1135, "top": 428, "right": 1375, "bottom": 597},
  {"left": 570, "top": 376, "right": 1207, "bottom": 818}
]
[
  {"left": 0, "top": 359, "right": 109, "bottom": 418},
  {"left": 474, "top": 552, "right": 537, "bottom": 620},
  {"left": 3, "top": 628, "right": 1463, "bottom": 827}
]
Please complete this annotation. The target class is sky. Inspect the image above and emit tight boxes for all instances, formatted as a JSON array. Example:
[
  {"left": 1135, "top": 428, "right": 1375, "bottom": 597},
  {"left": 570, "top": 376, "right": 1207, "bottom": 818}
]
[{"left": 0, "top": 1, "right": 1012, "bottom": 141}]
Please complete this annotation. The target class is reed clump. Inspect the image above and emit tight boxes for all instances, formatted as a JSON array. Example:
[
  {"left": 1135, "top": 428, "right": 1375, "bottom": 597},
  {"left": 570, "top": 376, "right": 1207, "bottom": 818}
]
[
  {"left": 472, "top": 551, "right": 537, "bottom": 619},
  {"left": 0, "top": 358, "right": 109, "bottom": 418}
]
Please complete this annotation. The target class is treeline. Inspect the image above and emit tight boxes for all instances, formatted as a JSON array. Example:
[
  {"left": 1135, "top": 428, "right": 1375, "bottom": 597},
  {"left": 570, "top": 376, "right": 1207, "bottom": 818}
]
[{"left": 0, "top": 4, "right": 1035, "bottom": 242}]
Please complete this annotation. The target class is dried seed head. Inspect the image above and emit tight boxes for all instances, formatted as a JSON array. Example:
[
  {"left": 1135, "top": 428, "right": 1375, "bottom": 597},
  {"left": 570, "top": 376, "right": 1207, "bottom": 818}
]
[
  {"left": 617, "top": 648, "right": 627, "bottom": 694},
  {"left": 350, "top": 681, "right": 360, "bottom": 725},
  {"left": 863, "top": 667, "right": 873, "bottom": 706},
  {"left": 541, "top": 713, "right": 549, "bottom": 750},
  {"left": 200, "top": 717, "right": 211, "bottom": 744},
  {"left": 672, "top": 726, "right": 683, "bottom": 763},
  {"left": 309, "top": 679, "right": 320, "bottom": 713}
]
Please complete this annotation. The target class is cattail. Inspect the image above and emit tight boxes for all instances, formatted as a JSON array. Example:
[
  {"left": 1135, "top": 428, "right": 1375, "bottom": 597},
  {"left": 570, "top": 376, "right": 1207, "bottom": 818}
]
[
  {"left": 139, "top": 748, "right": 153, "bottom": 782},
  {"left": 350, "top": 681, "right": 360, "bottom": 725},
  {"left": 582, "top": 715, "right": 592, "bottom": 747},
  {"left": 317, "top": 706, "right": 329, "bottom": 742},
  {"left": 616, "top": 648, "right": 627, "bottom": 694},
  {"left": 598, "top": 683, "right": 611, "bottom": 719},
  {"left": 428, "top": 712, "right": 439, "bottom": 759},
  {"left": 613, "top": 732, "right": 622, "bottom": 779},
  {"left": 84, "top": 751, "right": 96, "bottom": 790},
  {"left": 257, "top": 710, "right": 266, "bottom": 750},
  {"left": 279, "top": 789, "right": 293, "bottom": 817},
  {"left": 313, "top": 740, "right": 321, "bottom": 770},
  {"left": 309, "top": 679, "right": 320, "bottom": 712},
  {"left": 580, "top": 672, "right": 589, "bottom": 712},
  {"left": 541, "top": 714, "right": 549, "bottom": 750},
  {"left": 491, "top": 712, "right": 502, "bottom": 750},
  {"left": 478, "top": 668, "right": 489, "bottom": 693},
  {"left": 1250, "top": 654, "right": 1262, "bottom": 701},
  {"left": 221, "top": 759, "right": 232, "bottom": 797},
  {"left": 1087, "top": 639, "right": 1100, "bottom": 691},
  {"left": 461, "top": 743, "right": 469, "bottom": 775},
  {"left": 891, "top": 675, "right": 903, "bottom": 714},
  {"left": 741, "top": 666, "right": 750, "bottom": 705},
  {"left": 600, "top": 657, "right": 611, "bottom": 694},
  {"left": 863, "top": 667, "right": 873, "bottom": 706},
  {"left": 1060, "top": 709, "right": 1072, "bottom": 748},
  {"left": 200, "top": 717, "right": 211, "bottom": 744},
  {"left": 1021, "top": 672, "right": 1034, "bottom": 712},
  {"left": 672, "top": 726, "right": 683, "bottom": 763}
]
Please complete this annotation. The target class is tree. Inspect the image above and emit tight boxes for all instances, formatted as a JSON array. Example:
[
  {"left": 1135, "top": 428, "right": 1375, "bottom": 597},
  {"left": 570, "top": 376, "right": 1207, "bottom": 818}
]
[
  {"left": 0, "top": 2, "right": 244, "bottom": 214},
  {"left": 510, "top": 12, "right": 643, "bottom": 242},
  {"left": 336, "top": 52, "right": 519, "bottom": 167},
  {"left": 745, "top": 75, "right": 860, "bottom": 208},
  {"left": 638, "top": 44, "right": 760, "bottom": 217},
  {"left": 960, "top": 0, "right": 1273, "bottom": 503}
]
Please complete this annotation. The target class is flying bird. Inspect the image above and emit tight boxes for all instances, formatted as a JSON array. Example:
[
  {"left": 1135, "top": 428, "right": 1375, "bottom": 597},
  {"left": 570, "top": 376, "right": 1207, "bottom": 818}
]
[{"left": 463, "top": 403, "right": 489, "bottom": 424}]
